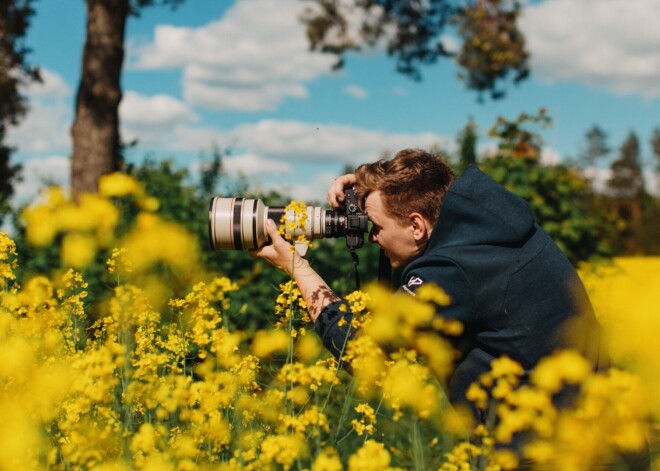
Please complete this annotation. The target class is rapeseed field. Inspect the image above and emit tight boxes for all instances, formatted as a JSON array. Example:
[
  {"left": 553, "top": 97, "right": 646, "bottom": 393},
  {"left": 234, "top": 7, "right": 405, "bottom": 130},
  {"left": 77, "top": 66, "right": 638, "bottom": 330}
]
[{"left": 1, "top": 173, "right": 657, "bottom": 470}]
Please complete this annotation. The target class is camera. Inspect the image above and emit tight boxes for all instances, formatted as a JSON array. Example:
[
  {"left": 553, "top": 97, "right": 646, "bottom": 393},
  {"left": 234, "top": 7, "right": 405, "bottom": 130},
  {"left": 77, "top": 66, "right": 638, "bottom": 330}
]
[{"left": 208, "top": 188, "right": 369, "bottom": 252}]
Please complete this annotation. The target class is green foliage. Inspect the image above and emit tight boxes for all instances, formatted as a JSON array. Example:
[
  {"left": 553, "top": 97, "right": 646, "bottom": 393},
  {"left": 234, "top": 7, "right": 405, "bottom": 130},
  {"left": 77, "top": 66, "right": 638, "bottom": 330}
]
[
  {"left": 577, "top": 125, "right": 611, "bottom": 169},
  {"left": 479, "top": 155, "right": 619, "bottom": 265},
  {"left": 652, "top": 127, "right": 660, "bottom": 175},
  {"left": 0, "top": 0, "right": 41, "bottom": 125},
  {"left": 456, "top": 117, "right": 478, "bottom": 172},
  {"left": 11, "top": 154, "right": 381, "bottom": 332},
  {"left": 0, "top": 0, "right": 40, "bottom": 225},
  {"left": 606, "top": 132, "right": 650, "bottom": 255},
  {"left": 454, "top": 0, "right": 529, "bottom": 100},
  {"left": 476, "top": 110, "right": 620, "bottom": 265},
  {"left": 301, "top": 0, "right": 530, "bottom": 100},
  {"left": 0, "top": 125, "right": 22, "bottom": 226},
  {"left": 573, "top": 124, "right": 660, "bottom": 256}
]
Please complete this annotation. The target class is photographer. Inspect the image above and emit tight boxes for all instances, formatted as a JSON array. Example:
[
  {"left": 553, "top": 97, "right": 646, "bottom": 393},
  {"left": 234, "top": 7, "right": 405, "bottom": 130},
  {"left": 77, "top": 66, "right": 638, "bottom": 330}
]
[
  {"left": 251, "top": 148, "right": 652, "bottom": 469},
  {"left": 253, "top": 148, "right": 604, "bottom": 415}
]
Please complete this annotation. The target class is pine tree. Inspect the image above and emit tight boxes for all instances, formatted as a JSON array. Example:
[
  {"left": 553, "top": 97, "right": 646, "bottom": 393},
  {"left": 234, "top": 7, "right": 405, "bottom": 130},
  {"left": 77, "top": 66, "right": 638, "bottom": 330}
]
[
  {"left": 607, "top": 132, "right": 645, "bottom": 253},
  {"left": 456, "top": 117, "right": 478, "bottom": 172},
  {"left": 579, "top": 125, "right": 610, "bottom": 169},
  {"left": 651, "top": 127, "right": 660, "bottom": 194}
]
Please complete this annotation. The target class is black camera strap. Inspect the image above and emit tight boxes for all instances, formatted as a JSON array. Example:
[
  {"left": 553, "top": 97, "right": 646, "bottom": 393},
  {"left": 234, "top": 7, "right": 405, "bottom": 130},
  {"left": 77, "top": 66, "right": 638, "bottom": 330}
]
[
  {"left": 346, "top": 248, "right": 391, "bottom": 291},
  {"left": 346, "top": 248, "right": 361, "bottom": 290}
]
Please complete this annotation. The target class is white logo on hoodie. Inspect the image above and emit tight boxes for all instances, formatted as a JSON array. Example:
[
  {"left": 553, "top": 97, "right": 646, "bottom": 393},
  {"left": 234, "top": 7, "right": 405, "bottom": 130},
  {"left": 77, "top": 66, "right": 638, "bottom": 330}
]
[{"left": 407, "top": 276, "right": 424, "bottom": 287}]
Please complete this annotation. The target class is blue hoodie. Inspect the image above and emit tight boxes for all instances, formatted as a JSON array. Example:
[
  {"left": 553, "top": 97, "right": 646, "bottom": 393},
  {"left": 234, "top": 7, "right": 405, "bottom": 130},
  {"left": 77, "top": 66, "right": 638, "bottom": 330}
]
[{"left": 314, "top": 165, "right": 607, "bottom": 412}]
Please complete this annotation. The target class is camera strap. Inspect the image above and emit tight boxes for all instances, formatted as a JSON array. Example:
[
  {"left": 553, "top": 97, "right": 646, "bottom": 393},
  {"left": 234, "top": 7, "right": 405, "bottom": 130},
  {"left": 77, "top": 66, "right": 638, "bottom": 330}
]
[
  {"left": 346, "top": 249, "right": 391, "bottom": 291},
  {"left": 346, "top": 249, "right": 361, "bottom": 290}
]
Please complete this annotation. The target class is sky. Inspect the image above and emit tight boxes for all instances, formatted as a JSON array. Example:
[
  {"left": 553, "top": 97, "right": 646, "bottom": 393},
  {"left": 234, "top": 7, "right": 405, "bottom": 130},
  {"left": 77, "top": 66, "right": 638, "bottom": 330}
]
[{"left": 6, "top": 0, "right": 660, "bottom": 204}]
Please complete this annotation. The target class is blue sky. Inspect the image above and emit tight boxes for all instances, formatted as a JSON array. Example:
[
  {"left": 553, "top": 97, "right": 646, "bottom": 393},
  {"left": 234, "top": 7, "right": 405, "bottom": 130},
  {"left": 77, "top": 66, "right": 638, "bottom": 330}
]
[{"left": 7, "top": 0, "right": 660, "bottom": 203}]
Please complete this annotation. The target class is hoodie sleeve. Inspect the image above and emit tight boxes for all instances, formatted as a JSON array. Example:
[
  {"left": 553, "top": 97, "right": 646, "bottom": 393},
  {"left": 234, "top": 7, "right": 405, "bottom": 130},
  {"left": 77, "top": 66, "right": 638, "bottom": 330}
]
[
  {"left": 314, "top": 300, "right": 355, "bottom": 361},
  {"left": 315, "top": 263, "right": 476, "bottom": 361},
  {"left": 402, "top": 262, "right": 476, "bottom": 329}
]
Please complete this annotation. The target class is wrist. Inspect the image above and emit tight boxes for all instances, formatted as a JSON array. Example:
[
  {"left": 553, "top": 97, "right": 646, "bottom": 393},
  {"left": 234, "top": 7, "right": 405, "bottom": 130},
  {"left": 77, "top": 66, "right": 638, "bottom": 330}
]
[{"left": 291, "top": 255, "right": 311, "bottom": 273}]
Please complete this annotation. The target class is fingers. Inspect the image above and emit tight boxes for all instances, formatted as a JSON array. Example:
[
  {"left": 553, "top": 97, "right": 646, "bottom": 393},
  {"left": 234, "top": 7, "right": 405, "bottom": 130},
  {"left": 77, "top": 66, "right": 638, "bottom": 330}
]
[
  {"left": 251, "top": 219, "right": 284, "bottom": 256},
  {"left": 249, "top": 219, "right": 293, "bottom": 273},
  {"left": 264, "top": 218, "right": 281, "bottom": 241},
  {"left": 327, "top": 173, "right": 357, "bottom": 208}
]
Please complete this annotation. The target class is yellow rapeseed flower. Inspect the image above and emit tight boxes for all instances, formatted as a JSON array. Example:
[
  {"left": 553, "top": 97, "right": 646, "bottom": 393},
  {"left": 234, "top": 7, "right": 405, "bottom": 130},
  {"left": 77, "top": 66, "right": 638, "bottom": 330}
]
[
  {"left": 98, "top": 172, "right": 141, "bottom": 197},
  {"left": 61, "top": 232, "right": 98, "bottom": 269},
  {"left": 259, "top": 434, "right": 308, "bottom": 469},
  {"left": 122, "top": 213, "right": 200, "bottom": 276},
  {"left": 0, "top": 233, "right": 18, "bottom": 289},
  {"left": 348, "top": 440, "right": 399, "bottom": 471},
  {"left": 279, "top": 200, "right": 308, "bottom": 243},
  {"left": 251, "top": 329, "right": 289, "bottom": 358},
  {"left": 531, "top": 349, "right": 592, "bottom": 393},
  {"left": 352, "top": 403, "right": 377, "bottom": 436},
  {"left": 312, "top": 447, "right": 343, "bottom": 471}
]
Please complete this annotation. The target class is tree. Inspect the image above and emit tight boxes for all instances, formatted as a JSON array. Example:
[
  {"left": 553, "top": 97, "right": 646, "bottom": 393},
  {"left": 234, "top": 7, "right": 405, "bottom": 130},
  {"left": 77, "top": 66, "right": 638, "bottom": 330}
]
[
  {"left": 0, "top": 0, "right": 40, "bottom": 220},
  {"left": 651, "top": 127, "right": 660, "bottom": 193},
  {"left": 71, "top": 0, "right": 530, "bottom": 198},
  {"left": 606, "top": 132, "right": 645, "bottom": 254},
  {"left": 301, "top": 0, "right": 529, "bottom": 100},
  {"left": 70, "top": 0, "right": 183, "bottom": 198},
  {"left": 578, "top": 125, "right": 611, "bottom": 169},
  {"left": 642, "top": 128, "right": 660, "bottom": 254},
  {"left": 488, "top": 108, "right": 550, "bottom": 159},
  {"left": 480, "top": 111, "right": 618, "bottom": 264},
  {"left": 456, "top": 116, "right": 478, "bottom": 172}
]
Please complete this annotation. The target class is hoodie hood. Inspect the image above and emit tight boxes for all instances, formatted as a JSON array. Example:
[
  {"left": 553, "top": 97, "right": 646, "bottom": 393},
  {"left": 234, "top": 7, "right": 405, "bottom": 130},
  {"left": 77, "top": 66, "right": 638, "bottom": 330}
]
[{"left": 430, "top": 165, "right": 535, "bottom": 249}]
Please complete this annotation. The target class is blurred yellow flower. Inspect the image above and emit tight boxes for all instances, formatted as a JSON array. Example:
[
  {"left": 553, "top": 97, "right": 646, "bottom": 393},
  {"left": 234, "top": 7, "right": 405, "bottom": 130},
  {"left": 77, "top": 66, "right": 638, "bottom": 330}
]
[
  {"left": 61, "top": 232, "right": 98, "bottom": 269},
  {"left": 259, "top": 434, "right": 308, "bottom": 468},
  {"left": 531, "top": 349, "right": 592, "bottom": 393},
  {"left": 98, "top": 172, "right": 141, "bottom": 197},
  {"left": 312, "top": 447, "right": 343, "bottom": 471},
  {"left": 0, "top": 232, "right": 18, "bottom": 288},
  {"left": 348, "top": 440, "right": 398, "bottom": 471},
  {"left": 251, "top": 329, "right": 289, "bottom": 358}
]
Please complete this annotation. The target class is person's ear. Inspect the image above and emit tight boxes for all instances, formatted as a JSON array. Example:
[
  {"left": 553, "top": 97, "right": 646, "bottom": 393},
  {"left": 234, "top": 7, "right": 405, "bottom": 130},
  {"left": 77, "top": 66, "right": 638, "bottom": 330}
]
[{"left": 410, "top": 213, "right": 430, "bottom": 241}]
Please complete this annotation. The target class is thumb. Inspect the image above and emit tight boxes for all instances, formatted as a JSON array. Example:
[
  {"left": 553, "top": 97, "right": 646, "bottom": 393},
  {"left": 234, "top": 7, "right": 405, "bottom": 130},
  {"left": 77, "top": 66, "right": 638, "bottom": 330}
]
[{"left": 265, "top": 219, "right": 281, "bottom": 240}]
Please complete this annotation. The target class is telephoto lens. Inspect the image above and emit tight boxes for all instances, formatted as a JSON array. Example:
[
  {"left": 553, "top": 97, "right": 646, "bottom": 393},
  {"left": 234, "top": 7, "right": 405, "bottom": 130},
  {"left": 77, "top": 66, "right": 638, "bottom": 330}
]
[{"left": 208, "top": 197, "right": 327, "bottom": 251}]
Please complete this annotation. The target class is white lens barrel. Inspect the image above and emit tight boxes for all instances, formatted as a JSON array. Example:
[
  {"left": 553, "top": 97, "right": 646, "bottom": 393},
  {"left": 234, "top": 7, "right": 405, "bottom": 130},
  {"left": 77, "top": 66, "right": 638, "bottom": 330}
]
[
  {"left": 209, "top": 197, "right": 327, "bottom": 250},
  {"left": 209, "top": 197, "right": 269, "bottom": 250}
]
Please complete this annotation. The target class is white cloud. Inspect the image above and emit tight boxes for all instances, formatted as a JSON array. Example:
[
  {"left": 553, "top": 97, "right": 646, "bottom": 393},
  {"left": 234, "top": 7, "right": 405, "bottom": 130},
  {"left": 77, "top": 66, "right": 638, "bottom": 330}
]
[
  {"left": 540, "top": 147, "right": 562, "bottom": 165},
  {"left": 6, "top": 68, "right": 72, "bottom": 154},
  {"left": 130, "top": 0, "right": 337, "bottom": 112},
  {"left": 27, "top": 68, "right": 71, "bottom": 99},
  {"left": 124, "top": 115, "right": 451, "bottom": 168},
  {"left": 230, "top": 119, "right": 452, "bottom": 166},
  {"left": 13, "top": 155, "right": 70, "bottom": 204},
  {"left": 221, "top": 152, "right": 293, "bottom": 177},
  {"left": 521, "top": 0, "right": 660, "bottom": 98},
  {"left": 119, "top": 91, "right": 201, "bottom": 147},
  {"left": 120, "top": 91, "right": 198, "bottom": 128},
  {"left": 270, "top": 172, "right": 339, "bottom": 203},
  {"left": 178, "top": 119, "right": 451, "bottom": 201},
  {"left": 343, "top": 85, "right": 369, "bottom": 100},
  {"left": 582, "top": 167, "right": 660, "bottom": 196}
]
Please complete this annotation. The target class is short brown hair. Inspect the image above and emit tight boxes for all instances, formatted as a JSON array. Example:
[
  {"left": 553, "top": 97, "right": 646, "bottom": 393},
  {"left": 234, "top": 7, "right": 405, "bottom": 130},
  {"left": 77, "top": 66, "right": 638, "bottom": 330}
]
[{"left": 354, "top": 148, "right": 455, "bottom": 224}]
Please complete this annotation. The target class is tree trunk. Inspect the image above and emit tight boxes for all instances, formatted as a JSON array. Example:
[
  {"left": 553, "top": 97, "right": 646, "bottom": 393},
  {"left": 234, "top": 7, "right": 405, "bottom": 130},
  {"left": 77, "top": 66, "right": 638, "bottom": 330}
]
[{"left": 70, "top": 0, "right": 129, "bottom": 197}]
